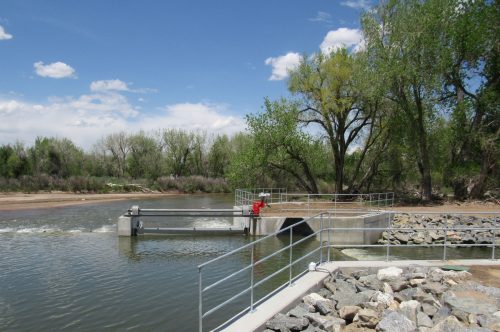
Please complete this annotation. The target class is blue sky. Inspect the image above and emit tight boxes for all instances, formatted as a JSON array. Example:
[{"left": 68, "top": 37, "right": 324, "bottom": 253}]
[{"left": 0, "top": 0, "right": 370, "bottom": 148}]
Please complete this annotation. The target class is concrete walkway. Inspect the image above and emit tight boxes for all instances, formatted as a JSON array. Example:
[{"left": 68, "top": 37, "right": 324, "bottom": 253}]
[{"left": 222, "top": 259, "right": 500, "bottom": 332}]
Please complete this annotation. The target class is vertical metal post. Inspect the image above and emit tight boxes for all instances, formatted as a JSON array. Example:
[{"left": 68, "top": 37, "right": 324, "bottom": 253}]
[
  {"left": 386, "top": 212, "right": 391, "bottom": 261},
  {"left": 319, "top": 215, "right": 323, "bottom": 264},
  {"left": 492, "top": 224, "right": 496, "bottom": 260},
  {"left": 199, "top": 267, "right": 203, "bottom": 332},
  {"left": 308, "top": 194, "right": 310, "bottom": 217},
  {"left": 443, "top": 214, "right": 448, "bottom": 261},
  {"left": 385, "top": 193, "right": 388, "bottom": 207},
  {"left": 289, "top": 227, "right": 293, "bottom": 286},
  {"left": 391, "top": 193, "right": 394, "bottom": 207},
  {"left": 250, "top": 243, "right": 255, "bottom": 311},
  {"left": 327, "top": 213, "right": 331, "bottom": 262},
  {"left": 334, "top": 194, "right": 337, "bottom": 217}
]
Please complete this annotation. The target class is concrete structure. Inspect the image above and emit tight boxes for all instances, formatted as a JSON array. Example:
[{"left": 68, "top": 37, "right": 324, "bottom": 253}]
[
  {"left": 245, "top": 209, "right": 392, "bottom": 245},
  {"left": 117, "top": 205, "right": 141, "bottom": 236},
  {"left": 119, "top": 204, "right": 391, "bottom": 246},
  {"left": 222, "top": 259, "right": 500, "bottom": 332}
]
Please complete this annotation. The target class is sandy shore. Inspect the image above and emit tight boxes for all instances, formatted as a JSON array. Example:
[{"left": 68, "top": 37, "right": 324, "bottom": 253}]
[{"left": 0, "top": 192, "right": 180, "bottom": 211}]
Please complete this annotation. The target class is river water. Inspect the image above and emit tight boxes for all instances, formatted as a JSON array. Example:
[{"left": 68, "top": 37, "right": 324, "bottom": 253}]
[{"left": 0, "top": 195, "right": 494, "bottom": 331}]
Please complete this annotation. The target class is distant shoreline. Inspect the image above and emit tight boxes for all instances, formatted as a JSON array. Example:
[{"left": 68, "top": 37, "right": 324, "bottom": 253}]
[
  {"left": 0, "top": 192, "right": 187, "bottom": 211},
  {"left": 0, "top": 191, "right": 497, "bottom": 212}
]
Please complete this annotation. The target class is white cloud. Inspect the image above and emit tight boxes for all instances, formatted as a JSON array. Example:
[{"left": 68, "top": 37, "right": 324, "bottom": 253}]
[
  {"left": 90, "top": 79, "right": 129, "bottom": 92},
  {"left": 340, "top": 0, "right": 371, "bottom": 10},
  {"left": 34, "top": 61, "right": 76, "bottom": 79},
  {"left": 264, "top": 52, "right": 301, "bottom": 81},
  {"left": 320, "top": 28, "right": 363, "bottom": 54},
  {"left": 309, "top": 11, "right": 332, "bottom": 23},
  {"left": 0, "top": 94, "right": 244, "bottom": 149},
  {"left": 0, "top": 25, "right": 13, "bottom": 40},
  {"left": 139, "top": 103, "right": 245, "bottom": 134}
]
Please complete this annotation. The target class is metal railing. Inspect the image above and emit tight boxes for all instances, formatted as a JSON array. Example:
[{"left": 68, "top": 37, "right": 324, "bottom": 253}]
[
  {"left": 234, "top": 190, "right": 394, "bottom": 214},
  {"left": 280, "top": 192, "right": 394, "bottom": 208},
  {"left": 234, "top": 188, "right": 287, "bottom": 207},
  {"left": 197, "top": 210, "right": 498, "bottom": 331},
  {"left": 276, "top": 192, "right": 394, "bottom": 217},
  {"left": 198, "top": 212, "right": 328, "bottom": 332}
]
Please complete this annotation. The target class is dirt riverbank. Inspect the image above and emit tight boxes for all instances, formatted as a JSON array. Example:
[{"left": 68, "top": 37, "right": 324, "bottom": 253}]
[{"left": 0, "top": 192, "right": 180, "bottom": 211}]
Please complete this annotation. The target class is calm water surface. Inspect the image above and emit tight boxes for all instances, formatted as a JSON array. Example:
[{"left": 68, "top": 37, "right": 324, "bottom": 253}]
[{"left": 0, "top": 195, "right": 493, "bottom": 331}]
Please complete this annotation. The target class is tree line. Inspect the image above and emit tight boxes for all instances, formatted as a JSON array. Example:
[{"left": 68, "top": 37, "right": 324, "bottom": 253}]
[
  {"left": 0, "top": 0, "right": 498, "bottom": 200},
  {"left": 231, "top": 0, "right": 498, "bottom": 201},
  {"left": 0, "top": 131, "right": 246, "bottom": 193}
]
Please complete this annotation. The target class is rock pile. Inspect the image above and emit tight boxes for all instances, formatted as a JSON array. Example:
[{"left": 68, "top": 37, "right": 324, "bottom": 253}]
[
  {"left": 378, "top": 214, "right": 499, "bottom": 246},
  {"left": 264, "top": 266, "right": 500, "bottom": 331}
]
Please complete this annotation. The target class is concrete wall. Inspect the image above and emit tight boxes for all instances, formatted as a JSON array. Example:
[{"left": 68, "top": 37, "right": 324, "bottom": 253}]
[
  {"left": 233, "top": 205, "right": 250, "bottom": 230},
  {"left": 117, "top": 215, "right": 132, "bottom": 236},
  {"left": 256, "top": 212, "right": 392, "bottom": 245}
]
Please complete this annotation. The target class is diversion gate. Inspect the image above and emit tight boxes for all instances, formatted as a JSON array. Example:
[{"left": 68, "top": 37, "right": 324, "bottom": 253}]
[{"left": 117, "top": 206, "right": 252, "bottom": 236}]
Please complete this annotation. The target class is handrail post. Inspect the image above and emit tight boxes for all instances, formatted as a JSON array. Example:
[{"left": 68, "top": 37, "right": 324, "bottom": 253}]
[
  {"left": 443, "top": 214, "right": 448, "bottom": 261},
  {"left": 319, "top": 214, "right": 323, "bottom": 264},
  {"left": 199, "top": 266, "right": 203, "bottom": 332},
  {"left": 386, "top": 212, "right": 391, "bottom": 261},
  {"left": 334, "top": 194, "right": 337, "bottom": 217},
  {"left": 492, "top": 224, "right": 496, "bottom": 260},
  {"left": 289, "top": 227, "right": 293, "bottom": 286},
  {"left": 327, "top": 212, "right": 331, "bottom": 262},
  {"left": 308, "top": 194, "right": 310, "bottom": 217},
  {"left": 250, "top": 243, "right": 255, "bottom": 312}
]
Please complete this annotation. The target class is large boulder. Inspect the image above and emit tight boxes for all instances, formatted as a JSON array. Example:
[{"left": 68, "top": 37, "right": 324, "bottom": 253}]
[
  {"left": 353, "top": 309, "right": 379, "bottom": 328},
  {"left": 288, "top": 303, "right": 315, "bottom": 319},
  {"left": 376, "top": 311, "right": 416, "bottom": 332},
  {"left": 303, "top": 293, "right": 327, "bottom": 307},
  {"left": 304, "top": 312, "right": 345, "bottom": 331},
  {"left": 332, "top": 290, "right": 374, "bottom": 309},
  {"left": 266, "top": 313, "right": 309, "bottom": 331},
  {"left": 377, "top": 267, "right": 403, "bottom": 282},
  {"left": 443, "top": 288, "right": 498, "bottom": 316},
  {"left": 417, "top": 312, "right": 433, "bottom": 328},
  {"left": 427, "top": 268, "right": 471, "bottom": 284},
  {"left": 339, "top": 305, "right": 361, "bottom": 321},
  {"left": 421, "top": 282, "right": 448, "bottom": 296},
  {"left": 477, "top": 314, "right": 500, "bottom": 331},
  {"left": 358, "top": 274, "right": 384, "bottom": 291},
  {"left": 428, "top": 315, "right": 489, "bottom": 332},
  {"left": 315, "top": 299, "right": 335, "bottom": 315},
  {"left": 399, "top": 300, "right": 421, "bottom": 322}
]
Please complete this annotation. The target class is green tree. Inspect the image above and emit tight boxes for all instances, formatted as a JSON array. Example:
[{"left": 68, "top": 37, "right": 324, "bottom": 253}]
[
  {"left": 438, "top": 0, "right": 499, "bottom": 198},
  {"left": 127, "top": 131, "right": 164, "bottom": 179},
  {"left": 362, "top": 0, "right": 447, "bottom": 200},
  {"left": 7, "top": 143, "right": 31, "bottom": 178},
  {"left": 288, "top": 49, "right": 376, "bottom": 193},
  {"left": 208, "top": 134, "right": 231, "bottom": 178},
  {"left": 241, "top": 98, "right": 328, "bottom": 193},
  {"left": 162, "top": 129, "right": 195, "bottom": 176},
  {"left": 0, "top": 145, "right": 15, "bottom": 177},
  {"left": 97, "top": 132, "right": 130, "bottom": 177}
]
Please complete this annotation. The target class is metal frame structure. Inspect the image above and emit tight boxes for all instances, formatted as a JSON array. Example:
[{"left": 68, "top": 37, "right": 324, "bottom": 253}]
[
  {"left": 197, "top": 210, "right": 499, "bottom": 332},
  {"left": 234, "top": 189, "right": 395, "bottom": 210},
  {"left": 234, "top": 188, "right": 288, "bottom": 207}
]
